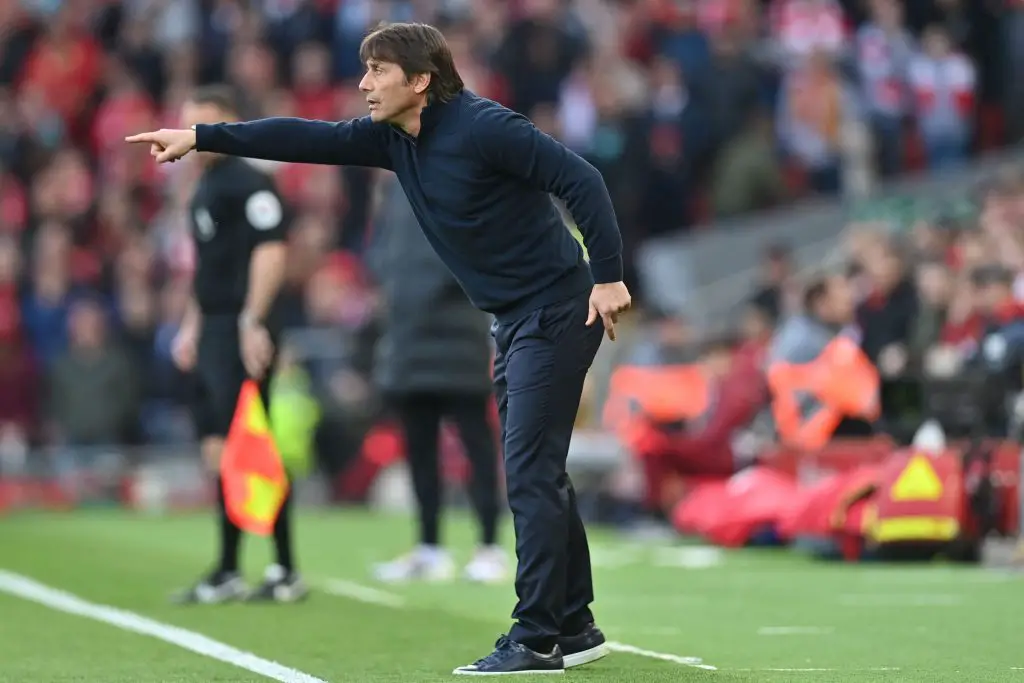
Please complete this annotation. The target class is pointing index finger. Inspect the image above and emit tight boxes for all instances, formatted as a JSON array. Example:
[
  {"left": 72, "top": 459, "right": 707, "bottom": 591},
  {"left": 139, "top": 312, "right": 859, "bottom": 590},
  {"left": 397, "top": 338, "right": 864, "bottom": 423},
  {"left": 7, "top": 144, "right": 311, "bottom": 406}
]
[{"left": 124, "top": 132, "right": 155, "bottom": 143}]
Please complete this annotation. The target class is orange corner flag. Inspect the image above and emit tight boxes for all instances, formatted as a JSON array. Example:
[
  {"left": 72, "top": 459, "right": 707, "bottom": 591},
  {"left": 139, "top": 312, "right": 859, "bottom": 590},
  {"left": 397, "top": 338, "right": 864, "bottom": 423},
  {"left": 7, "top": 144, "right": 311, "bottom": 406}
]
[{"left": 220, "top": 380, "right": 289, "bottom": 536}]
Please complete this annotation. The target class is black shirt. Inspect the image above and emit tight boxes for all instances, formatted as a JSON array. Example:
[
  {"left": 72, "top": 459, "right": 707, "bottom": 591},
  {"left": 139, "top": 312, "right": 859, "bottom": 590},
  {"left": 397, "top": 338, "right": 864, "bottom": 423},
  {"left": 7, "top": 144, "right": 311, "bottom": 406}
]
[
  {"left": 189, "top": 157, "right": 289, "bottom": 315},
  {"left": 194, "top": 89, "right": 623, "bottom": 323}
]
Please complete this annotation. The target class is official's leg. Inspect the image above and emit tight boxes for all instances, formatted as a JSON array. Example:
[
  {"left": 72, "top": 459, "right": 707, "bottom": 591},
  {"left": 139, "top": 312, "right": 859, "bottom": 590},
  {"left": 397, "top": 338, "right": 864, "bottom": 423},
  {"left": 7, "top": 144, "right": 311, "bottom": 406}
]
[
  {"left": 246, "top": 343, "right": 308, "bottom": 603},
  {"left": 449, "top": 392, "right": 506, "bottom": 582},
  {"left": 201, "top": 333, "right": 245, "bottom": 580},
  {"left": 172, "top": 319, "right": 248, "bottom": 604},
  {"left": 373, "top": 393, "right": 454, "bottom": 582},
  {"left": 211, "top": 442, "right": 243, "bottom": 574},
  {"left": 254, "top": 376, "right": 294, "bottom": 573}
]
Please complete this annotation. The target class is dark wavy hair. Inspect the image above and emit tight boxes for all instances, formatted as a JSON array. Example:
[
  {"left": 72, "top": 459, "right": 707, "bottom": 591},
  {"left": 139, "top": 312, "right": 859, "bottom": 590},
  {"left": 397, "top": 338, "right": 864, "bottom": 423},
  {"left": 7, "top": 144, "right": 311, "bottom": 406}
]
[{"left": 359, "top": 22, "right": 464, "bottom": 104}]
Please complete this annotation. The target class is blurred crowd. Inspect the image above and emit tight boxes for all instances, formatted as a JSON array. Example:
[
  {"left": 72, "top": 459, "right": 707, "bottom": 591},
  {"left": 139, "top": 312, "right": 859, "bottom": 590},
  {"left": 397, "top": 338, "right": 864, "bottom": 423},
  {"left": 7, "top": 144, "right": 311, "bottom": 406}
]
[
  {"left": 0, "top": 0, "right": 1020, "bottom": 470},
  {"left": 616, "top": 164, "right": 1024, "bottom": 516}
]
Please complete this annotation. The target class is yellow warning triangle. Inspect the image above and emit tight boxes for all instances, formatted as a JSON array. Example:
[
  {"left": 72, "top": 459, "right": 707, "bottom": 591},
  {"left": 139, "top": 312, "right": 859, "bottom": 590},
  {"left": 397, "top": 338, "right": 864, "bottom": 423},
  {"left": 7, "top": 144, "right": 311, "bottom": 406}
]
[{"left": 890, "top": 454, "right": 944, "bottom": 502}]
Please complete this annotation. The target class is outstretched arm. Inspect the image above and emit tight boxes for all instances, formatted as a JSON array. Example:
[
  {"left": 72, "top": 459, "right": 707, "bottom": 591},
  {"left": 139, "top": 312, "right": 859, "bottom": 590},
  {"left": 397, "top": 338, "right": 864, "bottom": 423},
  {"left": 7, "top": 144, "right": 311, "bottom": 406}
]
[
  {"left": 198, "top": 117, "right": 392, "bottom": 168},
  {"left": 126, "top": 116, "right": 392, "bottom": 169}
]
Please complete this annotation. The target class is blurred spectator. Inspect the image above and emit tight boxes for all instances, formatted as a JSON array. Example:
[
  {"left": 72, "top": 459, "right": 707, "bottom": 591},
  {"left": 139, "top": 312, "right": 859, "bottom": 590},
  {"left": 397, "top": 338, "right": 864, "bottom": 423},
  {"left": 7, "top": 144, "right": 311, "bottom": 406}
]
[
  {"left": 777, "top": 48, "right": 853, "bottom": 195},
  {"left": 633, "top": 335, "right": 765, "bottom": 514},
  {"left": 856, "top": 239, "right": 918, "bottom": 375},
  {"left": 0, "top": 0, "right": 1015, "bottom": 466},
  {"left": 46, "top": 297, "right": 138, "bottom": 447},
  {"left": 17, "top": 5, "right": 102, "bottom": 142},
  {"left": 21, "top": 222, "right": 77, "bottom": 367},
  {"left": 769, "top": 0, "right": 847, "bottom": 69},
  {"left": 736, "top": 302, "right": 776, "bottom": 368},
  {"left": 750, "top": 243, "right": 797, "bottom": 322},
  {"left": 626, "top": 310, "right": 697, "bottom": 366},
  {"left": 634, "top": 56, "right": 704, "bottom": 234},
  {"left": 1006, "top": 0, "right": 1024, "bottom": 142},
  {"left": 712, "top": 107, "right": 786, "bottom": 217},
  {"left": 495, "top": 0, "right": 587, "bottom": 115},
  {"left": 910, "top": 258, "right": 953, "bottom": 364},
  {"left": 701, "top": 24, "right": 763, "bottom": 156},
  {"left": 855, "top": 0, "right": 913, "bottom": 178},
  {"left": 290, "top": 251, "right": 380, "bottom": 480},
  {"left": 908, "top": 25, "right": 975, "bottom": 169},
  {"left": 0, "top": 233, "right": 37, "bottom": 461}
]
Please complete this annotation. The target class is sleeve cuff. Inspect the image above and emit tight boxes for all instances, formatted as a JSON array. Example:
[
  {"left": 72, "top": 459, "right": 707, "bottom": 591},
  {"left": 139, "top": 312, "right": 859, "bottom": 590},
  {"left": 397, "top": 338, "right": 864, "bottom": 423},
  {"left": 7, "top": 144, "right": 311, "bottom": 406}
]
[
  {"left": 589, "top": 255, "right": 623, "bottom": 284},
  {"left": 194, "top": 123, "right": 209, "bottom": 152}
]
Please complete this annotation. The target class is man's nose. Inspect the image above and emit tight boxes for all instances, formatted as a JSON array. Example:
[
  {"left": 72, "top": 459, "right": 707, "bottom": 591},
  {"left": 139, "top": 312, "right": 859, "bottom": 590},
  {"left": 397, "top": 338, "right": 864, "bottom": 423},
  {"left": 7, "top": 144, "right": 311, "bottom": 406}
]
[{"left": 358, "top": 75, "right": 371, "bottom": 93}]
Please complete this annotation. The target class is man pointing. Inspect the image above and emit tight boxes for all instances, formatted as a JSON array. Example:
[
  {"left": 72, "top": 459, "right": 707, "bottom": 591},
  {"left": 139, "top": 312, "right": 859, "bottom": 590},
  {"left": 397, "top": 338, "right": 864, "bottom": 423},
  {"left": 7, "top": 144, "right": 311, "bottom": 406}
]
[{"left": 127, "top": 22, "right": 630, "bottom": 676}]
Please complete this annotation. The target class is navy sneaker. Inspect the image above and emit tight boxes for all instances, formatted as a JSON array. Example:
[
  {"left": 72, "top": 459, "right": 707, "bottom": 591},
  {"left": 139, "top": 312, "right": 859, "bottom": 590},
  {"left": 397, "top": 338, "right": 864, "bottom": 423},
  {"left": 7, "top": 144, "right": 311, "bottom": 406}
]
[
  {"left": 559, "top": 623, "right": 608, "bottom": 668},
  {"left": 453, "top": 635, "right": 564, "bottom": 675}
]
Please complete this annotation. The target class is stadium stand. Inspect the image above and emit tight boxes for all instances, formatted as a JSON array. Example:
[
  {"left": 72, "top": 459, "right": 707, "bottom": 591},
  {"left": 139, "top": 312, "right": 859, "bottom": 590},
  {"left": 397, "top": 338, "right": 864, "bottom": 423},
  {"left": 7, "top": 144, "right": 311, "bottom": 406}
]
[{"left": 0, "top": 0, "right": 1023, "bottom": 558}]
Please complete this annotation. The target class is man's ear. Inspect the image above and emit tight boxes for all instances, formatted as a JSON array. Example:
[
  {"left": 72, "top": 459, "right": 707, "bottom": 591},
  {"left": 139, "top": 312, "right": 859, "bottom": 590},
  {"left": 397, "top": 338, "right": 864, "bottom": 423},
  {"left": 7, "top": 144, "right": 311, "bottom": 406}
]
[{"left": 412, "top": 73, "right": 431, "bottom": 95}]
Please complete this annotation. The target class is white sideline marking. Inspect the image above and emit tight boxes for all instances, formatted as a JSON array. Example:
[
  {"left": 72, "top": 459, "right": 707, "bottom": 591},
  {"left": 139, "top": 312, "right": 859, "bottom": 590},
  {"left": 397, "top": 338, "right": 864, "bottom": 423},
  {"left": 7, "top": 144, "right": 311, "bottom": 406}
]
[
  {"left": 839, "top": 593, "right": 963, "bottom": 607},
  {"left": 605, "top": 642, "right": 716, "bottom": 670},
  {"left": 651, "top": 546, "right": 724, "bottom": 569},
  {"left": 617, "top": 626, "right": 682, "bottom": 637},
  {"left": 0, "top": 570, "right": 327, "bottom": 683},
  {"left": 321, "top": 577, "right": 717, "bottom": 670},
  {"left": 322, "top": 579, "right": 406, "bottom": 608},
  {"left": 859, "top": 570, "right": 1019, "bottom": 584},
  {"left": 758, "top": 626, "right": 834, "bottom": 636},
  {"left": 735, "top": 667, "right": 900, "bottom": 673}
]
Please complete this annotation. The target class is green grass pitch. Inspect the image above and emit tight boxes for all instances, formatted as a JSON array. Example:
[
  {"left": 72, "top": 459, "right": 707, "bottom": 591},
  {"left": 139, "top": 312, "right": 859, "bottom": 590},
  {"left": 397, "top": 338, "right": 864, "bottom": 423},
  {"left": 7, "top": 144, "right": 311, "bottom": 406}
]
[{"left": 0, "top": 509, "right": 1021, "bottom": 682}]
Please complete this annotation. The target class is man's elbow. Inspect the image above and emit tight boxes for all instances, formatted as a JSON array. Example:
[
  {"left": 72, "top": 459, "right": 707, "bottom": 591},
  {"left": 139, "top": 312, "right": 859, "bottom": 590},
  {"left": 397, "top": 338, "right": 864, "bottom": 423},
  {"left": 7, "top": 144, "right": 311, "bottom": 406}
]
[{"left": 570, "top": 155, "right": 605, "bottom": 188}]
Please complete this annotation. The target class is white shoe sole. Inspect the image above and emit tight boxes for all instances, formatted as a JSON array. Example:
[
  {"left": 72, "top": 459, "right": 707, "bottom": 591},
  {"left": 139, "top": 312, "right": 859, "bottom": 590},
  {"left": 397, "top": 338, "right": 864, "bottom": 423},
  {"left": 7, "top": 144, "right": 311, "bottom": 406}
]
[
  {"left": 563, "top": 644, "right": 608, "bottom": 669},
  {"left": 451, "top": 668, "right": 563, "bottom": 676}
]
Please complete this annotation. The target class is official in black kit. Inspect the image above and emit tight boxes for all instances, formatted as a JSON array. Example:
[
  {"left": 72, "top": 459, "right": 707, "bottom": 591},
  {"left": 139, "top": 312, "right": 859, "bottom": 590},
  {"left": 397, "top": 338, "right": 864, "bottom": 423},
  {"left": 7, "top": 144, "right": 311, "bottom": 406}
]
[{"left": 169, "top": 86, "right": 307, "bottom": 605}]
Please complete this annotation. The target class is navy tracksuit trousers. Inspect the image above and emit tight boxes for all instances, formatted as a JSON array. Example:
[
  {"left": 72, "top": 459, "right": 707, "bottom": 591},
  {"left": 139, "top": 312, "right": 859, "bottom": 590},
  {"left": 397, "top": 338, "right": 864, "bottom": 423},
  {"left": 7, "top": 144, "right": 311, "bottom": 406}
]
[{"left": 491, "top": 290, "right": 604, "bottom": 652}]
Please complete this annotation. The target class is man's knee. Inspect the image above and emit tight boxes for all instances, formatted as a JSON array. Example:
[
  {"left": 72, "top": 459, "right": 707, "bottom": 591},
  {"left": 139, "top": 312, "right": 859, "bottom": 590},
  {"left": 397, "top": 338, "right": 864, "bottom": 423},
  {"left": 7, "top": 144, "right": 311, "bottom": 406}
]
[{"left": 504, "top": 461, "right": 568, "bottom": 518}]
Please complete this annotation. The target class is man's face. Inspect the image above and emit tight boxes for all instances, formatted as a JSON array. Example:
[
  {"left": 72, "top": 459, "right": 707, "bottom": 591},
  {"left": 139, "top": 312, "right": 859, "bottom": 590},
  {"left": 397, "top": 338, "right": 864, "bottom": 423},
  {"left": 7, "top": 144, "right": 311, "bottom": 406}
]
[
  {"left": 765, "top": 254, "right": 791, "bottom": 284},
  {"left": 824, "top": 275, "right": 855, "bottom": 323},
  {"left": 866, "top": 250, "right": 901, "bottom": 291},
  {"left": 359, "top": 60, "right": 426, "bottom": 124},
  {"left": 741, "top": 306, "right": 771, "bottom": 341},
  {"left": 703, "top": 348, "right": 733, "bottom": 378},
  {"left": 69, "top": 302, "right": 105, "bottom": 350},
  {"left": 916, "top": 264, "right": 951, "bottom": 306},
  {"left": 978, "top": 282, "right": 1012, "bottom": 314},
  {"left": 180, "top": 101, "right": 233, "bottom": 162},
  {"left": 179, "top": 101, "right": 229, "bottom": 131}
]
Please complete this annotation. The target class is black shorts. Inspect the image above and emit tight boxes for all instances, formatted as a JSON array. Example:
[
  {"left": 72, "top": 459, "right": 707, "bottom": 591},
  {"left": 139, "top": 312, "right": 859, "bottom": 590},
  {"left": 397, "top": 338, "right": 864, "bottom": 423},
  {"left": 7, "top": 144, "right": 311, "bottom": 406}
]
[{"left": 191, "top": 315, "right": 273, "bottom": 439}]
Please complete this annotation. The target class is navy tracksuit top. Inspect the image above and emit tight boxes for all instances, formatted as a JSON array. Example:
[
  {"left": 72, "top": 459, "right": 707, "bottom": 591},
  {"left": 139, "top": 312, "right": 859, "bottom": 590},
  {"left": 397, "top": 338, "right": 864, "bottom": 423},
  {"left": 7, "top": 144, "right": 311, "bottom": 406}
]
[{"left": 195, "top": 89, "right": 623, "bottom": 322}]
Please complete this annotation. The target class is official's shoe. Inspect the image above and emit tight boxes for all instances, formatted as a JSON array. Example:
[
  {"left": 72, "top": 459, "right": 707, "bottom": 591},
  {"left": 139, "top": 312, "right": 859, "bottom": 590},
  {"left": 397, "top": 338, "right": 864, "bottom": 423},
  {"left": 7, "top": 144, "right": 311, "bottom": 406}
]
[
  {"left": 559, "top": 623, "right": 608, "bottom": 668},
  {"left": 246, "top": 564, "right": 309, "bottom": 603},
  {"left": 453, "top": 636, "right": 564, "bottom": 675},
  {"left": 170, "top": 570, "right": 247, "bottom": 604},
  {"left": 372, "top": 545, "right": 455, "bottom": 583},
  {"left": 463, "top": 545, "right": 508, "bottom": 584}
]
